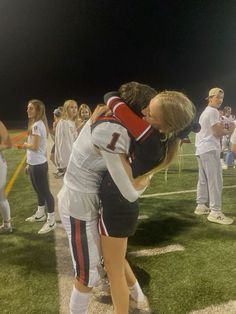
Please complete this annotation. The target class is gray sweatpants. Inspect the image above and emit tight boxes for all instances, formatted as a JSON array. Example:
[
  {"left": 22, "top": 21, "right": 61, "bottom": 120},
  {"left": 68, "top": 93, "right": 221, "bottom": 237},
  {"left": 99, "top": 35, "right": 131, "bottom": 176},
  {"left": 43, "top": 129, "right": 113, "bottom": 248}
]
[{"left": 196, "top": 150, "right": 222, "bottom": 211}]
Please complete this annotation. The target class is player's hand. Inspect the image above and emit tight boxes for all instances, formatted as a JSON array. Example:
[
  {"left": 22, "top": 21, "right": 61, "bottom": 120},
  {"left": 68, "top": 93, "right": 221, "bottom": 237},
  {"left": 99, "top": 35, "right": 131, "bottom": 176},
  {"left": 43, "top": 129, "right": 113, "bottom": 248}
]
[{"left": 90, "top": 104, "right": 111, "bottom": 124}]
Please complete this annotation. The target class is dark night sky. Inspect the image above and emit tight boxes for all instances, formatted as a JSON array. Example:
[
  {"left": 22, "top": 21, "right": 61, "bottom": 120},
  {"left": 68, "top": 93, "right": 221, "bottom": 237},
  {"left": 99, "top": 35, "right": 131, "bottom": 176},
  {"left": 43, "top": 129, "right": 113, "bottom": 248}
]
[{"left": 1, "top": 0, "right": 236, "bottom": 122}]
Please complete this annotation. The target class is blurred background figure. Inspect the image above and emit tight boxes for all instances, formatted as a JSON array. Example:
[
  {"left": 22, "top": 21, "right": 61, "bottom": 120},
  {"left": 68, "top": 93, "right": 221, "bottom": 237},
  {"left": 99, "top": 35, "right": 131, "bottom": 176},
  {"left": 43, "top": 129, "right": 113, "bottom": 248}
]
[
  {"left": 221, "top": 106, "right": 235, "bottom": 169},
  {"left": 50, "top": 106, "right": 63, "bottom": 167},
  {"left": 0, "top": 121, "right": 12, "bottom": 233},
  {"left": 54, "top": 99, "right": 79, "bottom": 178},
  {"left": 76, "top": 103, "right": 91, "bottom": 134}
]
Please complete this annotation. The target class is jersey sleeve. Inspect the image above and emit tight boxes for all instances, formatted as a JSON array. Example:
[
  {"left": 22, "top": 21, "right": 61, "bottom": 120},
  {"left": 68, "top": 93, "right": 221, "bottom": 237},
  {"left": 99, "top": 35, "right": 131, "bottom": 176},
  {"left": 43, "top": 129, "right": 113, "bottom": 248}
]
[
  {"left": 32, "top": 122, "right": 42, "bottom": 137},
  {"left": 91, "top": 121, "right": 130, "bottom": 154},
  {"left": 104, "top": 93, "right": 152, "bottom": 142}
]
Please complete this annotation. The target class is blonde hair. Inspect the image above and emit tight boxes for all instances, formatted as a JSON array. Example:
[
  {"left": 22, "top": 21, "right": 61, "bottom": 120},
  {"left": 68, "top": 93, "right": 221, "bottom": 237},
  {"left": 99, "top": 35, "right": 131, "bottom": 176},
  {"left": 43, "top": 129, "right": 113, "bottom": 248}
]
[
  {"left": 78, "top": 103, "right": 91, "bottom": 120},
  {"left": 62, "top": 99, "right": 78, "bottom": 120},
  {"left": 27, "top": 99, "right": 49, "bottom": 137},
  {"left": 144, "top": 91, "right": 195, "bottom": 175}
]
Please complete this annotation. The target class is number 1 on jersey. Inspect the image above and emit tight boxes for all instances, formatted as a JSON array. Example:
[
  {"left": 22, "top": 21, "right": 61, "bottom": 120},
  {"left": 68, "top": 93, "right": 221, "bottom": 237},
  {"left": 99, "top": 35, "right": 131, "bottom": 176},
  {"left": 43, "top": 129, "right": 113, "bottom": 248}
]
[{"left": 106, "top": 132, "right": 121, "bottom": 151}]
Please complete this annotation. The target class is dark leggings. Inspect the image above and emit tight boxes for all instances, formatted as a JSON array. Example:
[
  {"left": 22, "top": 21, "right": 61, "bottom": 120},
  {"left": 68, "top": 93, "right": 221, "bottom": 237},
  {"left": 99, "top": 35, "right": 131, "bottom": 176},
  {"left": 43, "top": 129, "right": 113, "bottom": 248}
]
[{"left": 28, "top": 162, "right": 55, "bottom": 213}]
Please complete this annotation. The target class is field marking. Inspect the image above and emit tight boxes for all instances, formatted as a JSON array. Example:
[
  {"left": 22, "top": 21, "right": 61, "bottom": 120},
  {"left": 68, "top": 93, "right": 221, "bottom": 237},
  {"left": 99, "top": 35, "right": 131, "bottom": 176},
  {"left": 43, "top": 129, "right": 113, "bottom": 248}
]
[
  {"left": 141, "top": 185, "right": 236, "bottom": 198},
  {"left": 190, "top": 300, "right": 236, "bottom": 314},
  {"left": 4, "top": 131, "right": 27, "bottom": 196},
  {"left": 128, "top": 244, "right": 185, "bottom": 257},
  {"left": 5, "top": 155, "right": 26, "bottom": 196}
]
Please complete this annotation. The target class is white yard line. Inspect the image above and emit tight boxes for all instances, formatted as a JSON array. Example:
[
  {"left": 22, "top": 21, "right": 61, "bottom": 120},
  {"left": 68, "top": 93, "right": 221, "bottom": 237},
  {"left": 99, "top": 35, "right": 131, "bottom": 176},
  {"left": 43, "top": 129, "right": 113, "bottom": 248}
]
[
  {"left": 128, "top": 244, "right": 185, "bottom": 257},
  {"left": 141, "top": 185, "right": 236, "bottom": 198}
]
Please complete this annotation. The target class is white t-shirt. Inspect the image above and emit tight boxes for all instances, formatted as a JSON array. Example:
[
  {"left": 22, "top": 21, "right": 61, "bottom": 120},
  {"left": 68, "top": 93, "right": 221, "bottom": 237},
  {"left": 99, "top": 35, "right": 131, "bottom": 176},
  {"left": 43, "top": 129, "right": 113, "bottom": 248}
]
[
  {"left": 27, "top": 120, "right": 47, "bottom": 165},
  {"left": 195, "top": 106, "right": 221, "bottom": 155},
  {"left": 55, "top": 119, "right": 78, "bottom": 169}
]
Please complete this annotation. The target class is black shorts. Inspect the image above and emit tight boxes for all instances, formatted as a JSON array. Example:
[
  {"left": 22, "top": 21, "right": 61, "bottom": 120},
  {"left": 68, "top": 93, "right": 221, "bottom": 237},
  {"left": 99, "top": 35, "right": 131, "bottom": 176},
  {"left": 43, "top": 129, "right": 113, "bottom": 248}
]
[{"left": 99, "top": 171, "right": 139, "bottom": 238}]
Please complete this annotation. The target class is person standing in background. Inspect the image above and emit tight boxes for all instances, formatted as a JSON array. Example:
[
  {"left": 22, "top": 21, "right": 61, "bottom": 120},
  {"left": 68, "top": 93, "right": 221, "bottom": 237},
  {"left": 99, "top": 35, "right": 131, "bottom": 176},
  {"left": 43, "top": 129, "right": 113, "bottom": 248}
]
[
  {"left": 54, "top": 99, "right": 78, "bottom": 178},
  {"left": 0, "top": 121, "right": 12, "bottom": 233},
  {"left": 194, "top": 88, "right": 235, "bottom": 224},
  {"left": 50, "top": 106, "right": 63, "bottom": 167},
  {"left": 20, "top": 100, "right": 56, "bottom": 234},
  {"left": 76, "top": 103, "right": 91, "bottom": 134}
]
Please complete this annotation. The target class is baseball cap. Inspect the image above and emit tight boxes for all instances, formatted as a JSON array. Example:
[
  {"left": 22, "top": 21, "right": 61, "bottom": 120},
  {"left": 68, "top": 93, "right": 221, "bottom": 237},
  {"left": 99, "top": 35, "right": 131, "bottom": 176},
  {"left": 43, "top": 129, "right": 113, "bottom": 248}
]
[{"left": 206, "top": 87, "right": 224, "bottom": 99}]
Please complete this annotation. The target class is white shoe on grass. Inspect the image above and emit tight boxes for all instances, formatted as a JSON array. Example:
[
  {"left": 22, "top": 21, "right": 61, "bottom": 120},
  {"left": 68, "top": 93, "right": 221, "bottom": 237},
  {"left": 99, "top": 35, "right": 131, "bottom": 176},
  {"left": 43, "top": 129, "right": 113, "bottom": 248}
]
[
  {"left": 25, "top": 213, "right": 46, "bottom": 222},
  {"left": 38, "top": 220, "right": 56, "bottom": 234},
  {"left": 194, "top": 204, "right": 210, "bottom": 215},
  {"left": 207, "top": 211, "right": 233, "bottom": 225}
]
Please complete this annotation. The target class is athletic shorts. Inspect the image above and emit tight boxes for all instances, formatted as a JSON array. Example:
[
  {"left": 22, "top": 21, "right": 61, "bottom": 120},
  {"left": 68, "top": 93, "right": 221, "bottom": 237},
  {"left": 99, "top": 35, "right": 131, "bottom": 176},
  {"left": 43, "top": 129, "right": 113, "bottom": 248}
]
[
  {"left": 99, "top": 171, "right": 139, "bottom": 238},
  {"left": 57, "top": 185, "right": 101, "bottom": 287},
  {"left": 70, "top": 216, "right": 101, "bottom": 287}
]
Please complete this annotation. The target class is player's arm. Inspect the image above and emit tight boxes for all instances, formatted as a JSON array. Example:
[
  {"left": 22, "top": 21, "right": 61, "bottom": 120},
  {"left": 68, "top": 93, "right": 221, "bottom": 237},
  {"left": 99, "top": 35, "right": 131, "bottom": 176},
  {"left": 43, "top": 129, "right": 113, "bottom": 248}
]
[
  {"left": 91, "top": 122, "right": 149, "bottom": 202},
  {"left": 100, "top": 150, "right": 150, "bottom": 202},
  {"left": 23, "top": 135, "right": 39, "bottom": 150},
  {"left": 212, "top": 121, "right": 235, "bottom": 137},
  {"left": 104, "top": 92, "right": 152, "bottom": 141}
]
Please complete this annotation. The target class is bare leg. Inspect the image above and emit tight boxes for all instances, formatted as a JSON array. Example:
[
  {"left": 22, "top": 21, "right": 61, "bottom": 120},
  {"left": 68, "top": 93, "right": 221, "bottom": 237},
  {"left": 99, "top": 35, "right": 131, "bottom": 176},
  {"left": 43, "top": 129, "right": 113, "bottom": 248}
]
[{"left": 101, "top": 235, "right": 129, "bottom": 314}]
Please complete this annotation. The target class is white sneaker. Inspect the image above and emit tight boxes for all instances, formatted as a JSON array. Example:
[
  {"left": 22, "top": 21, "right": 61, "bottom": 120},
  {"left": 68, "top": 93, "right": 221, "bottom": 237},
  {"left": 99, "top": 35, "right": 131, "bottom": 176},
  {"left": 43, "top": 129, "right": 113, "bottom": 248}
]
[
  {"left": 129, "top": 296, "right": 151, "bottom": 313},
  {"left": 194, "top": 204, "right": 210, "bottom": 215},
  {"left": 207, "top": 211, "right": 234, "bottom": 225},
  {"left": 0, "top": 224, "right": 13, "bottom": 234},
  {"left": 38, "top": 220, "right": 56, "bottom": 234},
  {"left": 25, "top": 213, "right": 46, "bottom": 222}
]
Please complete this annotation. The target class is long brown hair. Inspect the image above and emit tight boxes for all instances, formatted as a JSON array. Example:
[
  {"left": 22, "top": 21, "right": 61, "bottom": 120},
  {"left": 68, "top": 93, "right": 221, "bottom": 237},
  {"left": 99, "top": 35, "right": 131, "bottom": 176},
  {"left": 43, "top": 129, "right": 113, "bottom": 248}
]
[{"left": 27, "top": 99, "right": 49, "bottom": 137}]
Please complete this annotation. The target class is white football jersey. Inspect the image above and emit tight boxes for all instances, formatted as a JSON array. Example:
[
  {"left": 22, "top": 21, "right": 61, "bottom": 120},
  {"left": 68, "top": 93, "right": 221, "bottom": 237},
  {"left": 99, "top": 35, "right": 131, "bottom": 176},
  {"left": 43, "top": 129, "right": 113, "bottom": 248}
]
[{"left": 63, "top": 119, "right": 131, "bottom": 220}]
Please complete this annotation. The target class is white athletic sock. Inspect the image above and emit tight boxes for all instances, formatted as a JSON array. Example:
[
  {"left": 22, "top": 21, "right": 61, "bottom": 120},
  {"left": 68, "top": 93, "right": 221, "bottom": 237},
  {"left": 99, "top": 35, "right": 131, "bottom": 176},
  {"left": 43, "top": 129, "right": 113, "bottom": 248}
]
[
  {"left": 69, "top": 286, "right": 91, "bottom": 314},
  {"left": 47, "top": 212, "right": 55, "bottom": 224},
  {"left": 128, "top": 280, "right": 146, "bottom": 302},
  {"left": 0, "top": 199, "right": 11, "bottom": 222},
  {"left": 36, "top": 205, "right": 45, "bottom": 217}
]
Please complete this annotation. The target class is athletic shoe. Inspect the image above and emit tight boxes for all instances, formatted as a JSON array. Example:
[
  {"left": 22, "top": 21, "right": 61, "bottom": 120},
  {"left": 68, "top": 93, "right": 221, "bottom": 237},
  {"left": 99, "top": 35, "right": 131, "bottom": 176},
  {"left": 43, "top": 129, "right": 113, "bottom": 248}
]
[
  {"left": 38, "top": 220, "right": 56, "bottom": 234},
  {"left": 25, "top": 213, "right": 46, "bottom": 222},
  {"left": 54, "top": 168, "right": 66, "bottom": 178},
  {"left": 0, "top": 224, "right": 13, "bottom": 234},
  {"left": 194, "top": 204, "right": 210, "bottom": 215},
  {"left": 129, "top": 296, "right": 151, "bottom": 313},
  {"left": 207, "top": 211, "right": 234, "bottom": 225}
]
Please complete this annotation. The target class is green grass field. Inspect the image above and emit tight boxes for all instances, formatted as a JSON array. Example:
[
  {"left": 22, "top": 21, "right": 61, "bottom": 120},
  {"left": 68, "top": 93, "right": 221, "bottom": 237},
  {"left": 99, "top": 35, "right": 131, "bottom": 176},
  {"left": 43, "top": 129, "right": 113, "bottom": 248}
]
[{"left": 1, "top": 131, "right": 236, "bottom": 314}]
